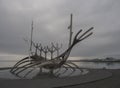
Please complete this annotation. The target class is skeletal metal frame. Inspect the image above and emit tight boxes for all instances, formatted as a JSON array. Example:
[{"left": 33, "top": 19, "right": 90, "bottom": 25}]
[
  {"left": 10, "top": 14, "right": 93, "bottom": 78},
  {"left": 10, "top": 27, "right": 93, "bottom": 78}
]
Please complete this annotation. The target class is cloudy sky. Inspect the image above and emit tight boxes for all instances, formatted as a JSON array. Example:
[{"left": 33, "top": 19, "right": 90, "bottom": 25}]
[{"left": 0, "top": 0, "right": 120, "bottom": 59}]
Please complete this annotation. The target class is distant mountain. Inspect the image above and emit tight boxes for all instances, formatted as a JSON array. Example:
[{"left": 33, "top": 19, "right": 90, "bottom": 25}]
[{"left": 103, "top": 54, "right": 120, "bottom": 59}]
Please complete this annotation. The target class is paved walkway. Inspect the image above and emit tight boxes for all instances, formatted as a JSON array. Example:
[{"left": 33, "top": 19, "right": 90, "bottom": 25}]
[
  {"left": 0, "top": 69, "right": 112, "bottom": 88},
  {"left": 61, "top": 69, "right": 120, "bottom": 88}
]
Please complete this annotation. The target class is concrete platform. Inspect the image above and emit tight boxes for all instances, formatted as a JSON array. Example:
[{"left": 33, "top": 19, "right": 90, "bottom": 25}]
[{"left": 0, "top": 69, "right": 112, "bottom": 88}]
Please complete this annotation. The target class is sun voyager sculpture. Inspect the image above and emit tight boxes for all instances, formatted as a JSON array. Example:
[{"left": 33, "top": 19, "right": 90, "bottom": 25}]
[{"left": 10, "top": 14, "right": 94, "bottom": 79}]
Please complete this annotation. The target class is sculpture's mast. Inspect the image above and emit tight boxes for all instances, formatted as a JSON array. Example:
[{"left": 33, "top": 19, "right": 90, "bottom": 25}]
[
  {"left": 68, "top": 14, "right": 73, "bottom": 47},
  {"left": 30, "top": 20, "right": 33, "bottom": 53}
]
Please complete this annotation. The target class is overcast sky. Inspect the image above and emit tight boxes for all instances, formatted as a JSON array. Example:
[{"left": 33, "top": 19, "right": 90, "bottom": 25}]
[{"left": 0, "top": 0, "right": 120, "bottom": 58}]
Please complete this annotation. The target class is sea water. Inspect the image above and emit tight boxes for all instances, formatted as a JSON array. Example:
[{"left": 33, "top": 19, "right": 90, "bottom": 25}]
[
  {"left": 0, "top": 56, "right": 120, "bottom": 79},
  {"left": 0, "top": 55, "right": 120, "bottom": 69},
  {"left": 0, "top": 61, "right": 120, "bottom": 69}
]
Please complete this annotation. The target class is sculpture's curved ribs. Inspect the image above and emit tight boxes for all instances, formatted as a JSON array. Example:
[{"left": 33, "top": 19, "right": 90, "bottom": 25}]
[
  {"left": 63, "top": 63, "right": 76, "bottom": 76},
  {"left": 55, "top": 66, "right": 68, "bottom": 77},
  {"left": 13, "top": 60, "right": 41, "bottom": 75},
  {"left": 60, "top": 66, "right": 68, "bottom": 76},
  {"left": 12, "top": 61, "right": 32, "bottom": 74},
  {"left": 11, "top": 55, "right": 45, "bottom": 73},
  {"left": 54, "top": 67, "right": 61, "bottom": 75},
  {"left": 23, "top": 66, "right": 37, "bottom": 78},
  {"left": 11, "top": 60, "right": 30, "bottom": 73},
  {"left": 13, "top": 60, "right": 52, "bottom": 76},
  {"left": 10, "top": 57, "right": 30, "bottom": 72}
]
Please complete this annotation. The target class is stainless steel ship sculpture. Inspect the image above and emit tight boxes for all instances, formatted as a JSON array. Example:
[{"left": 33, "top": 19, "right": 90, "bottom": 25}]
[{"left": 10, "top": 14, "right": 94, "bottom": 78}]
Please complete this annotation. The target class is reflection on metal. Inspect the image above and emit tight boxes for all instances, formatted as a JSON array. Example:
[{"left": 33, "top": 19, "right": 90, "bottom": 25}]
[{"left": 10, "top": 14, "right": 94, "bottom": 78}]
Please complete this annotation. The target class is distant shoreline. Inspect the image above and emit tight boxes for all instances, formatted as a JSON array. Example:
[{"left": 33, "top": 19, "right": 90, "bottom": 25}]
[
  {"left": 67, "top": 60, "right": 120, "bottom": 62},
  {"left": 0, "top": 67, "right": 12, "bottom": 70},
  {"left": 0, "top": 59, "right": 120, "bottom": 62}
]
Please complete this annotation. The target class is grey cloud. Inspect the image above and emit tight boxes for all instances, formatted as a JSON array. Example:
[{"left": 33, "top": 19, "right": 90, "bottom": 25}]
[{"left": 0, "top": 0, "right": 120, "bottom": 58}]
